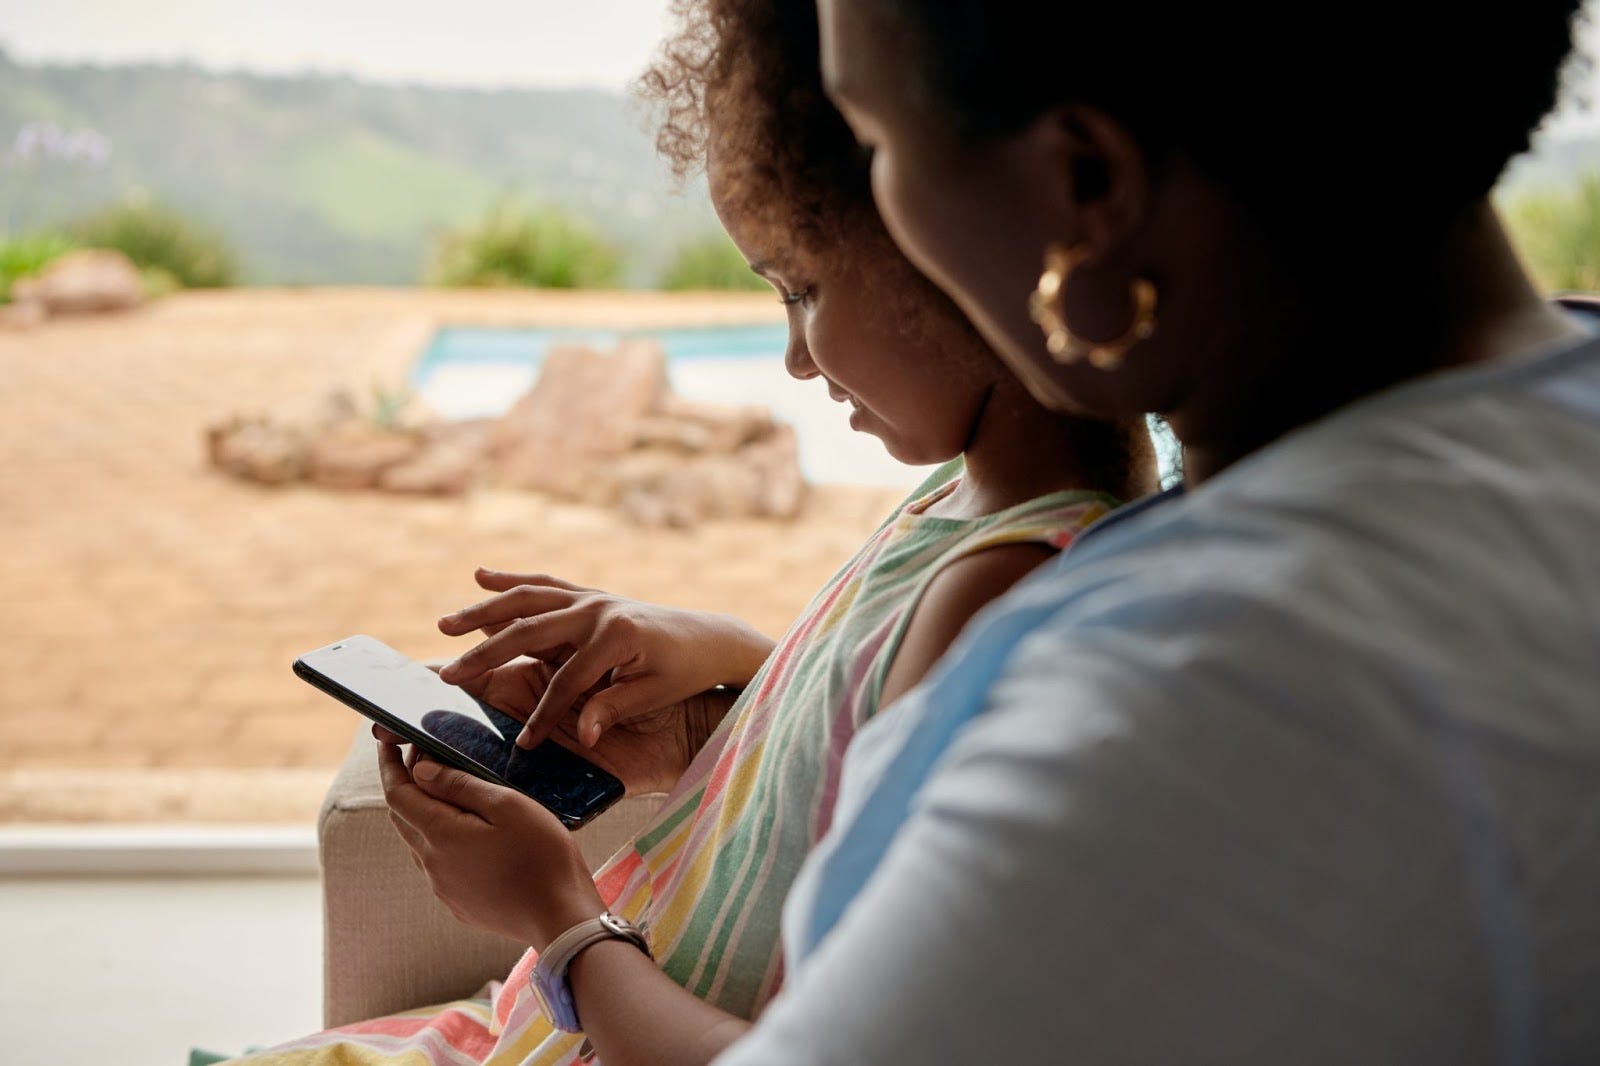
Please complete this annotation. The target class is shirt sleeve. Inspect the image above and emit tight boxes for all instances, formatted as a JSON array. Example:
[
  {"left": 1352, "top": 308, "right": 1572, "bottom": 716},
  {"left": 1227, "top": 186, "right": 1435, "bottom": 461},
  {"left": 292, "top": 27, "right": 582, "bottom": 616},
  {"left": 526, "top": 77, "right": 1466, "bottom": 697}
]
[{"left": 714, "top": 581, "right": 1497, "bottom": 1066}]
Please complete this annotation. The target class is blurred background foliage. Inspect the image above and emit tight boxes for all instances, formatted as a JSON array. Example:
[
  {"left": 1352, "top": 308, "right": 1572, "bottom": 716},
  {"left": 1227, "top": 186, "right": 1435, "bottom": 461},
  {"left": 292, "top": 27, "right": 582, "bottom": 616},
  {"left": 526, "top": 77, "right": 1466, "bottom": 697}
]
[
  {"left": 0, "top": 197, "right": 237, "bottom": 302},
  {"left": 1503, "top": 173, "right": 1600, "bottom": 293},
  {"left": 660, "top": 232, "right": 770, "bottom": 292},
  {"left": 428, "top": 202, "right": 619, "bottom": 289},
  {"left": 0, "top": 230, "right": 74, "bottom": 302},
  {"left": 71, "top": 199, "right": 237, "bottom": 288}
]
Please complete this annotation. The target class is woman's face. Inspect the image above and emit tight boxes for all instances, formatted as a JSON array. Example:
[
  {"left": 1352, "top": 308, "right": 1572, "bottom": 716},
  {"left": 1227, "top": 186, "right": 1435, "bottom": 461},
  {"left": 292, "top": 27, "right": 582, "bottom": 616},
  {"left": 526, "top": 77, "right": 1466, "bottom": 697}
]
[
  {"left": 815, "top": 0, "right": 1196, "bottom": 422},
  {"left": 710, "top": 168, "right": 1000, "bottom": 467}
]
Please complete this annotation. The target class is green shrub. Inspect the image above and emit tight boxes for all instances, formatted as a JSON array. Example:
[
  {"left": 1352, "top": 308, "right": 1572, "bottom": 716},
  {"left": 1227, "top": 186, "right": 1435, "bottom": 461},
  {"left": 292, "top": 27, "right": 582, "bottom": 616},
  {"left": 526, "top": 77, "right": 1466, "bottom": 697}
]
[
  {"left": 659, "top": 233, "right": 768, "bottom": 292},
  {"left": 1504, "top": 173, "right": 1600, "bottom": 294},
  {"left": 70, "top": 200, "right": 237, "bottom": 288},
  {"left": 430, "top": 204, "right": 619, "bottom": 289},
  {"left": 0, "top": 231, "right": 77, "bottom": 303}
]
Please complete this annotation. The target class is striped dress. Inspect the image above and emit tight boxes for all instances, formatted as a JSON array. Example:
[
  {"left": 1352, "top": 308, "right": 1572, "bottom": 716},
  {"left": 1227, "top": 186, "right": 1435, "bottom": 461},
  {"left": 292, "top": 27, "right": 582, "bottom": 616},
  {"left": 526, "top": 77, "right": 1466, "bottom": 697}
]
[{"left": 233, "top": 462, "right": 1116, "bottom": 1066}]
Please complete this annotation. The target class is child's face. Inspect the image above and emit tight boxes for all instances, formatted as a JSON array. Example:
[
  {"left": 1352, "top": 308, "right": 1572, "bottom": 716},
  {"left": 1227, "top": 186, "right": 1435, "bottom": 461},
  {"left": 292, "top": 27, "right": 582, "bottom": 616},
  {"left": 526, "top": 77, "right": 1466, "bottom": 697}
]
[{"left": 713, "top": 176, "right": 998, "bottom": 467}]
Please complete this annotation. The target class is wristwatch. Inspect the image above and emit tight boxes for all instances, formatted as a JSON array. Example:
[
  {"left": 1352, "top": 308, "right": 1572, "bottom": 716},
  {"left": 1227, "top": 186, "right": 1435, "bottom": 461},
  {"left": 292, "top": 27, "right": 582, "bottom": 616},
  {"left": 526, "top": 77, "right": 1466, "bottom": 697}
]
[{"left": 529, "top": 911, "right": 652, "bottom": 1033}]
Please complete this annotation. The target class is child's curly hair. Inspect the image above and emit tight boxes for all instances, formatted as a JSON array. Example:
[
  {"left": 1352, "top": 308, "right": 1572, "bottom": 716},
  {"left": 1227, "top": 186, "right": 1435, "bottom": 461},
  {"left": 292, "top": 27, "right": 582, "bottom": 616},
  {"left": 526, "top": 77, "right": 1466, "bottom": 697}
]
[{"left": 638, "top": 0, "right": 883, "bottom": 258}]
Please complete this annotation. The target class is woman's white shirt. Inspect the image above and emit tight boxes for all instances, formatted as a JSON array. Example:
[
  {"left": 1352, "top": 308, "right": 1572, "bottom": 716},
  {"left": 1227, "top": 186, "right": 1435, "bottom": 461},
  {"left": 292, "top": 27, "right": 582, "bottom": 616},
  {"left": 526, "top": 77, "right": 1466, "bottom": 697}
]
[{"left": 717, "top": 317, "right": 1600, "bottom": 1066}]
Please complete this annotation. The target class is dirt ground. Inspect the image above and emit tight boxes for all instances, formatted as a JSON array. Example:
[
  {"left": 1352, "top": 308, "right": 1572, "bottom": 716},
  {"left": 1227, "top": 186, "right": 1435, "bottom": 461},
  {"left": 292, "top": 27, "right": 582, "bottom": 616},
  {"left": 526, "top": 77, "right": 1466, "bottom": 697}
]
[{"left": 0, "top": 289, "right": 902, "bottom": 823}]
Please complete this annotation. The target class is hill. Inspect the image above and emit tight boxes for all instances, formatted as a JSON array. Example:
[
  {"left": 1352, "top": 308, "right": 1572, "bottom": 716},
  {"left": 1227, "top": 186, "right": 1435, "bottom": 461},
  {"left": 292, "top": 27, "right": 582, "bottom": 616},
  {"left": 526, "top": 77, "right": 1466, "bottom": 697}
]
[
  {"left": 0, "top": 49, "right": 717, "bottom": 285},
  {"left": 3, "top": 49, "right": 1596, "bottom": 286}
]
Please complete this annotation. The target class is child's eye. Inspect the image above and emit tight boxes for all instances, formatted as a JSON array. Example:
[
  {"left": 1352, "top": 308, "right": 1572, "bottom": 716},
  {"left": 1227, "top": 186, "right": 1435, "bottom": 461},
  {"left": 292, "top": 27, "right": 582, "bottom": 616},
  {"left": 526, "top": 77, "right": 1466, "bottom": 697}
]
[{"left": 780, "top": 286, "right": 814, "bottom": 307}]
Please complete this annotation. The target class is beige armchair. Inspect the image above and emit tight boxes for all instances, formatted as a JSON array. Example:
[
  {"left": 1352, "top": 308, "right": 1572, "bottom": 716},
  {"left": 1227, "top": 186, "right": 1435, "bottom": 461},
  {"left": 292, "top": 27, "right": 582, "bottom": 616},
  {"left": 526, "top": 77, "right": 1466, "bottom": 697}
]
[{"left": 317, "top": 729, "right": 661, "bottom": 1028}]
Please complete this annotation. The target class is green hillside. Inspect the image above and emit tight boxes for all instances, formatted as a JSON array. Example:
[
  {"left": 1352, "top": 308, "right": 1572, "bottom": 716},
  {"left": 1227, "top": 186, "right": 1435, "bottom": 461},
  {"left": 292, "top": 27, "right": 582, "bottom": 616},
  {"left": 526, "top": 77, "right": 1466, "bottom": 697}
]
[
  {"left": 4, "top": 48, "right": 1595, "bottom": 288},
  {"left": 0, "top": 49, "right": 716, "bottom": 284}
]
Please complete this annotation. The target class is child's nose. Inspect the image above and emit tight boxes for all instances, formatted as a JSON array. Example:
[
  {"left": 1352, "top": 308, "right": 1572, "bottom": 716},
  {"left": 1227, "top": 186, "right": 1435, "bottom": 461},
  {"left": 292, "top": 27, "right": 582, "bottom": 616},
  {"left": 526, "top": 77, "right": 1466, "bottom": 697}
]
[{"left": 784, "top": 330, "right": 821, "bottom": 380}]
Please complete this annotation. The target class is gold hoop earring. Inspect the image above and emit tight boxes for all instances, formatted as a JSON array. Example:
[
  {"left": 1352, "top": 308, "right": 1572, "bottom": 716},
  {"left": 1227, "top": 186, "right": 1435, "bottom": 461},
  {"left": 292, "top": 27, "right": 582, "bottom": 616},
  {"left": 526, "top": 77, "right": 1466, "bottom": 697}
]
[{"left": 1027, "top": 242, "right": 1157, "bottom": 371}]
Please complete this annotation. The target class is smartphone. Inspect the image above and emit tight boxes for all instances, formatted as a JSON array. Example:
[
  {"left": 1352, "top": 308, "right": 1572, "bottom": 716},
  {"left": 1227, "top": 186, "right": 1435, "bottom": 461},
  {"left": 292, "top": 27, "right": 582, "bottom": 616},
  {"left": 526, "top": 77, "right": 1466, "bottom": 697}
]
[{"left": 294, "top": 634, "right": 624, "bottom": 829}]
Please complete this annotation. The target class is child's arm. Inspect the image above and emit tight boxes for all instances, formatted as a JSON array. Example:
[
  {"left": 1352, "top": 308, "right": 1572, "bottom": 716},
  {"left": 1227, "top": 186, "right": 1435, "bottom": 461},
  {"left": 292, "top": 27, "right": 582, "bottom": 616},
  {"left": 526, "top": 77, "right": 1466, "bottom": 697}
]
[{"left": 877, "top": 543, "right": 1058, "bottom": 709}]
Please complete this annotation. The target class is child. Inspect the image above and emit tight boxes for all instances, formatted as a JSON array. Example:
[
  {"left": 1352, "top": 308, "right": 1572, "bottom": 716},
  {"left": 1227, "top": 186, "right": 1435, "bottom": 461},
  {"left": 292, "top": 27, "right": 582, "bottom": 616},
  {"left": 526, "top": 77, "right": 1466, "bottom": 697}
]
[{"left": 225, "top": 1, "right": 1151, "bottom": 1063}]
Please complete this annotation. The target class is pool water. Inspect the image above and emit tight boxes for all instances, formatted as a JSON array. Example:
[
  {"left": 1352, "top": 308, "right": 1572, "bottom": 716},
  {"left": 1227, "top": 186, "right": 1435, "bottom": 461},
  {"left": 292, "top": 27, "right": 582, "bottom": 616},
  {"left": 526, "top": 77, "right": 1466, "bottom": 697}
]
[
  {"left": 412, "top": 324, "right": 794, "bottom": 421},
  {"left": 410, "top": 323, "right": 932, "bottom": 488}
]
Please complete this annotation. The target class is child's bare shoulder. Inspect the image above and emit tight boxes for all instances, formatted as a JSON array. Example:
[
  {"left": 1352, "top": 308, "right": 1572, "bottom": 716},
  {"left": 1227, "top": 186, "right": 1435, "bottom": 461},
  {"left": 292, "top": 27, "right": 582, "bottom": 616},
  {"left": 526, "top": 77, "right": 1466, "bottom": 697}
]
[{"left": 878, "top": 542, "right": 1058, "bottom": 710}]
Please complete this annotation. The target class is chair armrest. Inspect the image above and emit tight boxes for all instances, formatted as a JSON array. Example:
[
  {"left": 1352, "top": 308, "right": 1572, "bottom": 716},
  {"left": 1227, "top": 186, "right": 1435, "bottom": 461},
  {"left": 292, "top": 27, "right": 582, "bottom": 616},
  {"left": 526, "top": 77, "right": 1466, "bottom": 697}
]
[{"left": 319, "top": 727, "right": 660, "bottom": 1028}]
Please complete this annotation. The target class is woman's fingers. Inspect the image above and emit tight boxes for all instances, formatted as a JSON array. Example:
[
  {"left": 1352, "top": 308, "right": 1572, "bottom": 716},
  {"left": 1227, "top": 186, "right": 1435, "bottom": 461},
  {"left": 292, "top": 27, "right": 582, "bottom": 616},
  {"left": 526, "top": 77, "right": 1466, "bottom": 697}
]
[{"left": 438, "top": 608, "right": 588, "bottom": 684}]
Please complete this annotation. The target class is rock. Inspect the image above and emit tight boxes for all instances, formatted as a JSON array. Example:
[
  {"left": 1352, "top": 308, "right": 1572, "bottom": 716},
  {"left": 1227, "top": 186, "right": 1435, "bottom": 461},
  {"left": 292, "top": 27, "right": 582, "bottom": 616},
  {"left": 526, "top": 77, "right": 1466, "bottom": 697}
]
[
  {"left": 0, "top": 293, "right": 47, "bottom": 330},
  {"left": 654, "top": 396, "right": 774, "bottom": 452},
  {"left": 694, "top": 454, "right": 766, "bottom": 520},
  {"left": 420, "top": 417, "right": 495, "bottom": 451},
  {"left": 377, "top": 447, "right": 475, "bottom": 495},
  {"left": 202, "top": 333, "right": 809, "bottom": 521},
  {"left": 619, "top": 482, "right": 699, "bottom": 528},
  {"left": 8, "top": 279, "right": 43, "bottom": 307},
  {"left": 583, "top": 448, "right": 678, "bottom": 508},
  {"left": 206, "top": 415, "right": 307, "bottom": 485},
  {"left": 305, "top": 389, "right": 362, "bottom": 432},
  {"left": 742, "top": 424, "right": 805, "bottom": 519},
  {"left": 306, "top": 424, "right": 423, "bottom": 491},
  {"left": 30, "top": 249, "right": 145, "bottom": 314},
  {"left": 633, "top": 415, "right": 715, "bottom": 454},
  {"left": 377, "top": 422, "right": 490, "bottom": 496},
  {"left": 487, "top": 340, "right": 669, "bottom": 496},
  {"left": 611, "top": 435, "right": 801, "bottom": 529}
]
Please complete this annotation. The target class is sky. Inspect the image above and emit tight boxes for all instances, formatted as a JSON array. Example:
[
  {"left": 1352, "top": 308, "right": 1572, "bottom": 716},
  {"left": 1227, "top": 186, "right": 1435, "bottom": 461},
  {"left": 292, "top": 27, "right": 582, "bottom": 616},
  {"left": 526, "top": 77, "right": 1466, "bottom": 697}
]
[
  {"left": 0, "top": 0, "right": 1597, "bottom": 134},
  {"left": 0, "top": 0, "right": 679, "bottom": 91}
]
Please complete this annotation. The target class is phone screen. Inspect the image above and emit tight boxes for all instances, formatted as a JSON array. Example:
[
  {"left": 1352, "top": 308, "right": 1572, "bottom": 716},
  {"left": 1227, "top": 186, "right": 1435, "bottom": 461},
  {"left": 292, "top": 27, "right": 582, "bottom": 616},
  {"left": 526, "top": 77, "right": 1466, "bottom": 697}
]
[{"left": 295, "top": 635, "right": 624, "bottom": 828}]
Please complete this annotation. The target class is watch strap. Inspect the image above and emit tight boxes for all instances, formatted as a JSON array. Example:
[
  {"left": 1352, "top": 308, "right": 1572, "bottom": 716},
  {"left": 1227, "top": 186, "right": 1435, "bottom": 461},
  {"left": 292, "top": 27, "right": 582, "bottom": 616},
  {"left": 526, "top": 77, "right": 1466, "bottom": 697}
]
[
  {"left": 531, "top": 911, "right": 651, "bottom": 1033},
  {"left": 543, "top": 912, "right": 651, "bottom": 973}
]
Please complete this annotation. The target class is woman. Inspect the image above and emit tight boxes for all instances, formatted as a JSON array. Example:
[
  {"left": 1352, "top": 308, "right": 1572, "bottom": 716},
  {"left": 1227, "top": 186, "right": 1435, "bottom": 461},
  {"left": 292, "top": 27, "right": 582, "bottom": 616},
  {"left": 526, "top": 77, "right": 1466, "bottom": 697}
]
[{"left": 709, "top": 2, "right": 1600, "bottom": 1064}]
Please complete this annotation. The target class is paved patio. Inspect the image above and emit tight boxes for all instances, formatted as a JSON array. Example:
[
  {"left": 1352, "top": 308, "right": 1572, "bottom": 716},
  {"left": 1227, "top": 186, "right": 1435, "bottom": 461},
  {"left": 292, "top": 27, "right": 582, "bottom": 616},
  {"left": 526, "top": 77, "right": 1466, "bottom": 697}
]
[{"left": 0, "top": 289, "right": 903, "bottom": 823}]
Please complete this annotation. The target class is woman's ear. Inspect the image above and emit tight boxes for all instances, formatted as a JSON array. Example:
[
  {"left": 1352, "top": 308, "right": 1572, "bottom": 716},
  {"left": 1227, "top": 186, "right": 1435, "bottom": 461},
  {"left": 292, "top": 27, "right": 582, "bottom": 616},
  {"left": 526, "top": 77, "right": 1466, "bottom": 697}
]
[{"left": 1020, "top": 103, "right": 1152, "bottom": 263}]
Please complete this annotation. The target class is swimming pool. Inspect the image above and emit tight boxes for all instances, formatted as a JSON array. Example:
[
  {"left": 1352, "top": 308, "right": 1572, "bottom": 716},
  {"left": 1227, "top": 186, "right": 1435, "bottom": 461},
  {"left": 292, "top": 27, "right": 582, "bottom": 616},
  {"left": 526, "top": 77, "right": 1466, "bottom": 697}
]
[
  {"left": 410, "top": 323, "right": 933, "bottom": 488},
  {"left": 412, "top": 323, "right": 795, "bottom": 420}
]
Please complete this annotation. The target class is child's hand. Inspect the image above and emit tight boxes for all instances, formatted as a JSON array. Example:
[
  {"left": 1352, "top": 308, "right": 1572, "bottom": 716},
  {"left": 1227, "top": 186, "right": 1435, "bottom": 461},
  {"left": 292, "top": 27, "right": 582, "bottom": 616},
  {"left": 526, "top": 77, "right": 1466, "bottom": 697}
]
[
  {"left": 444, "top": 660, "right": 737, "bottom": 795},
  {"left": 436, "top": 567, "right": 773, "bottom": 750},
  {"left": 377, "top": 739, "right": 604, "bottom": 953},
  {"left": 569, "top": 686, "right": 738, "bottom": 795}
]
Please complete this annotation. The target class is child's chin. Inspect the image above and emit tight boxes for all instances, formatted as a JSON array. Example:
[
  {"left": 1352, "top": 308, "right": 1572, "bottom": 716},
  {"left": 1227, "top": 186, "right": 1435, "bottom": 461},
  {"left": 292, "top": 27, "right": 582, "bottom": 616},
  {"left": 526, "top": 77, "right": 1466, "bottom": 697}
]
[{"left": 873, "top": 434, "right": 950, "bottom": 470}]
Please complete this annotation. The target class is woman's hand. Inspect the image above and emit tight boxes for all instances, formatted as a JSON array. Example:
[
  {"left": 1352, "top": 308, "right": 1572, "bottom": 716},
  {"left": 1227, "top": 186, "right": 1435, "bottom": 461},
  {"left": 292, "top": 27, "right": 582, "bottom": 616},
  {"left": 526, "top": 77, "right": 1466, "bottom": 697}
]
[
  {"left": 376, "top": 738, "right": 603, "bottom": 952},
  {"left": 451, "top": 660, "right": 737, "bottom": 795},
  {"left": 436, "top": 568, "right": 773, "bottom": 750}
]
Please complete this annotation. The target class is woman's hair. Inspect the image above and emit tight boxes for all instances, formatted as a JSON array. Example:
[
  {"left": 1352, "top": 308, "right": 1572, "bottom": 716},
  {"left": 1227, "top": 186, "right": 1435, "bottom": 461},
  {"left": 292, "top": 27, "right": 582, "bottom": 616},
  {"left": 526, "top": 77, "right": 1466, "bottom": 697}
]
[{"left": 869, "top": 1, "right": 1588, "bottom": 238}]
